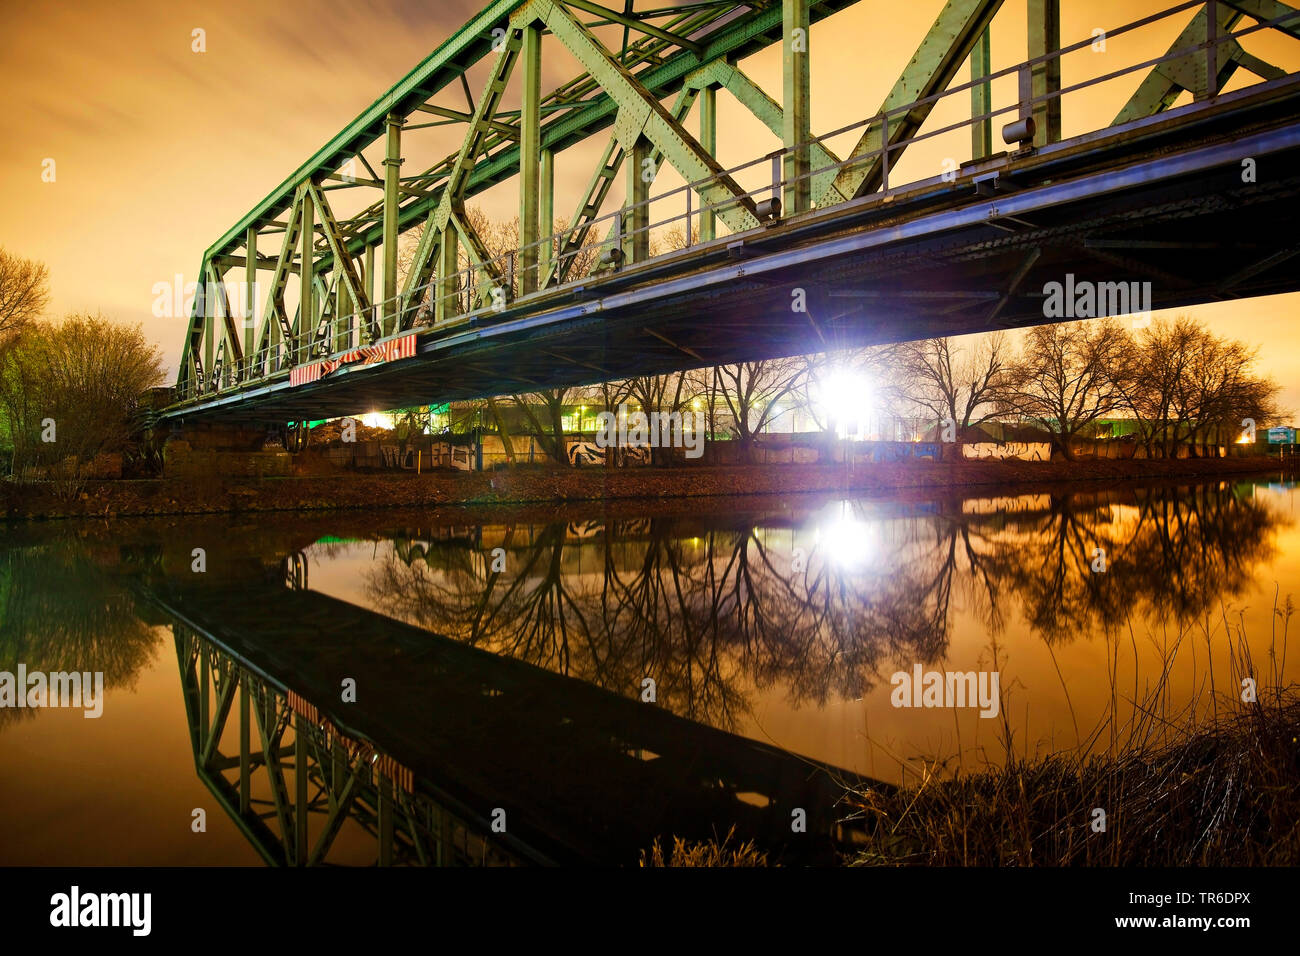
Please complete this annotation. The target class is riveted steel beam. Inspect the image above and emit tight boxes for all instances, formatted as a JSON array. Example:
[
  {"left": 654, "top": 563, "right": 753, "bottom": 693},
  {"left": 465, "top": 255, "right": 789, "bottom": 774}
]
[
  {"left": 698, "top": 84, "right": 717, "bottom": 240},
  {"left": 1114, "top": 4, "right": 1247, "bottom": 121},
  {"left": 519, "top": 22, "right": 544, "bottom": 294},
  {"left": 382, "top": 114, "right": 403, "bottom": 333},
  {"left": 783, "top": 0, "right": 811, "bottom": 214},
  {"left": 299, "top": 185, "right": 315, "bottom": 366},
  {"left": 820, "top": 0, "right": 1003, "bottom": 204},
  {"left": 971, "top": 26, "right": 992, "bottom": 159},
  {"left": 1027, "top": 0, "right": 1061, "bottom": 146},
  {"left": 541, "top": 0, "right": 760, "bottom": 231}
]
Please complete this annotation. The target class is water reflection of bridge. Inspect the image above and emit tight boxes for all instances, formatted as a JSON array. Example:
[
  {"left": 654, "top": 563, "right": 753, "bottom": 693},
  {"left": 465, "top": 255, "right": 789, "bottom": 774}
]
[
  {"left": 120, "top": 480, "right": 1281, "bottom": 863},
  {"left": 146, "top": 581, "right": 869, "bottom": 866}
]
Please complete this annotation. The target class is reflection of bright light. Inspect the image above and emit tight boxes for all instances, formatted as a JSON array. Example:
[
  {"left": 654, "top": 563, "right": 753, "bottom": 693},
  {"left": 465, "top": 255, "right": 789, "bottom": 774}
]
[
  {"left": 814, "top": 370, "right": 872, "bottom": 439},
  {"left": 816, "top": 502, "right": 873, "bottom": 569},
  {"left": 360, "top": 411, "right": 389, "bottom": 429}
]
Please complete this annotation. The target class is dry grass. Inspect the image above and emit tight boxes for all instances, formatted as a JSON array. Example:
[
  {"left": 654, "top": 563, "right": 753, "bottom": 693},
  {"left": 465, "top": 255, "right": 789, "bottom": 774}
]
[
  {"left": 843, "top": 597, "right": 1299, "bottom": 866},
  {"left": 639, "top": 826, "right": 770, "bottom": 867}
]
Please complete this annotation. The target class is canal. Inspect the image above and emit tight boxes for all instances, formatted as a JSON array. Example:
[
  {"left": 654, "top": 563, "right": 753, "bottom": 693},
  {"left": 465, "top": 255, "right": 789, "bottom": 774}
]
[{"left": 1, "top": 477, "right": 1296, "bottom": 865}]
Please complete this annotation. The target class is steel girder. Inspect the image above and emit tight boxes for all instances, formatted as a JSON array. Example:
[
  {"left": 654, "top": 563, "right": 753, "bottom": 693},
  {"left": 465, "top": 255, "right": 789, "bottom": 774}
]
[
  {"left": 177, "top": 0, "right": 867, "bottom": 400},
  {"left": 173, "top": 0, "right": 1300, "bottom": 411}
]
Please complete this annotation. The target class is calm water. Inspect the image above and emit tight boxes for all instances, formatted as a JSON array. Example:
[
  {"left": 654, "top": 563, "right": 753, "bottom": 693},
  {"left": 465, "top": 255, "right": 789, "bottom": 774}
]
[{"left": 2, "top": 478, "right": 1297, "bottom": 865}]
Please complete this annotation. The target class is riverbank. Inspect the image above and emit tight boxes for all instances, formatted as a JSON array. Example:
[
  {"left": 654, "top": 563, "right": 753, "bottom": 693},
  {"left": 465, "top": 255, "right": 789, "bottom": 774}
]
[
  {"left": 839, "top": 691, "right": 1300, "bottom": 866},
  {"left": 3, "top": 454, "right": 1293, "bottom": 520}
]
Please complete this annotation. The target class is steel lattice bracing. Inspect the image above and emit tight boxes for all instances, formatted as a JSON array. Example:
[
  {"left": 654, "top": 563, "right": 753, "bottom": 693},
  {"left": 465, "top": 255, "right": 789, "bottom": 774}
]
[
  {"left": 170, "top": 0, "right": 1300, "bottom": 424},
  {"left": 146, "top": 551, "right": 867, "bottom": 865}
]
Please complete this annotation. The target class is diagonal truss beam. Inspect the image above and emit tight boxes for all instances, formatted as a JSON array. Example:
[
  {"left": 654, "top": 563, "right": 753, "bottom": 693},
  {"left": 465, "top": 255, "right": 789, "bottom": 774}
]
[
  {"left": 1114, "top": 4, "right": 1247, "bottom": 120},
  {"left": 819, "top": 0, "right": 1003, "bottom": 205},
  {"left": 685, "top": 60, "right": 850, "bottom": 204},
  {"left": 307, "top": 182, "right": 378, "bottom": 342},
  {"left": 542, "top": 0, "right": 760, "bottom": 232}
]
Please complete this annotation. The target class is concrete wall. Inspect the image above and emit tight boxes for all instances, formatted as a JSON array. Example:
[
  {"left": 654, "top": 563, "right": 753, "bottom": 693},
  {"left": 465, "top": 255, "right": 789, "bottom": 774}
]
[{"left": 164, "top": 441, "right": 292, "bottom": 478}]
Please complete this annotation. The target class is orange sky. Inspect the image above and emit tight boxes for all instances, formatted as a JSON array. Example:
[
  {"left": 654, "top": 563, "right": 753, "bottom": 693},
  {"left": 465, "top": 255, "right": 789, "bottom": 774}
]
[{"left": 2, "top": 0, "right": 1297, "bottom": 410}]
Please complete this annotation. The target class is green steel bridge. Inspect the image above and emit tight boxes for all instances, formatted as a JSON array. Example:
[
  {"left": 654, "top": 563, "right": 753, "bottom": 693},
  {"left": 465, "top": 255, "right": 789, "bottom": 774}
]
[{"left": 167, "top": 0, "right": 1300, "bottom": 426}]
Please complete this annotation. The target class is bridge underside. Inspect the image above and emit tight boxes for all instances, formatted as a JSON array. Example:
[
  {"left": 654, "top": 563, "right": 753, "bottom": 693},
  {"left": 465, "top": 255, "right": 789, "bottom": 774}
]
[{"left": 168, "top": 77, "right": 1300, "bottom": 426}]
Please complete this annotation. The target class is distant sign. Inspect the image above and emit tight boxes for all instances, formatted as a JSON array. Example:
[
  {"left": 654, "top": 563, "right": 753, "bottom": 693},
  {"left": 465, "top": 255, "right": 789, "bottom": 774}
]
[{"left": 1267, "top": 427, "right": 1296, "bottom": 444}]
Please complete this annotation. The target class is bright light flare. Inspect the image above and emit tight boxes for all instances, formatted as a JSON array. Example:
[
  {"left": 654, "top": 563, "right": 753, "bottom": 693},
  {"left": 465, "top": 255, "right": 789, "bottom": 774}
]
[
  {"left": 816, "top": 501, "right": 874, "bottom": 570},
  {"left": 813, "top": 370, "right": 872, "bottom": 439}
]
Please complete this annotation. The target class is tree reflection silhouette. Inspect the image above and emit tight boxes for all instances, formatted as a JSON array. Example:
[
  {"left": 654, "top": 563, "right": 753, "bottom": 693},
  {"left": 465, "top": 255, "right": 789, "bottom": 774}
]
[
  {"left": 0, "top": 541, "right": 159, "bottom": 729},
  {"left": 363, "top": 484, "right": 1281, "bottom": 728}
]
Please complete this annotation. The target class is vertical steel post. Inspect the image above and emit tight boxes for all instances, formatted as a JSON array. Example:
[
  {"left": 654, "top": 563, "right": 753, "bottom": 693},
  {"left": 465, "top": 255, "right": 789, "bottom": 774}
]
[
  {"left": 244, "top": 226, "right": 256, "bottom": 379},
  {"left": 1028, "top": 0, "right": 1061, "bottom": 146},
  {"left": 435, "top": 227, "right": 459, "bottom": 322},
  {"left": 880, "top": 111, "right": 890, "bottom": 190},
  {"left": 382, "top": 113, "right": 403, "bottom": 335},
  {"left": 783, "top": 0, "right": 811, "bottom": 214},
  {"left": 202, "top": 282, "right": 214, "bottom": 392},
  {"left": 377, "top": 773, "right": 394, "bottom": 866},
  {"left": 199, "top": 652, "right": 210, "bottom": 739},
  {"left": 699, "top": 85, "right": 717, "bottom": 241},
  {"left": 364, "top": 243, "right": 375, "bottom": 343},
  {"left": 624, "top": 137, "right": 650, "bottom": 264},
  {"left": 299, "top": 183, "right": 314, "bottom": 365},
  {"left": 539, "top": 148, "right": 554, "bottom": 274},
  {"left": 519, "top": 22, "right": 542, "bottom": 294},
  {"left": 970, "top": 26, "right": 992, "bottom": 160},
  {"left": 333, "top": 258, "right": 346, "bottom": 353}
]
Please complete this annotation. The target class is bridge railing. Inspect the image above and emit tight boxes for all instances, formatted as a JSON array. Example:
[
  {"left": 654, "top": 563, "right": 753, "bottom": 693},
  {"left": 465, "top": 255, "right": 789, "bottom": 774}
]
[{"left": 187, "top": 0, "right": 1300, "bottom": 402}]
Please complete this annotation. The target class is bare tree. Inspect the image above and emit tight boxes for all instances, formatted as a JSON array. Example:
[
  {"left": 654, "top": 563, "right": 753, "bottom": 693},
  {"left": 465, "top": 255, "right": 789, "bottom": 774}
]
[
  {"left": 891, "top": 333, "right": 1011, "bottom": 433},
  {"left": 1176, "top": 328, "right": 1281, "bottom": 454},
  {"left": 0, "top": 313, "right": 165, "bottom": 482},
  {"left": 623, "top": 370, "right": 690, "bottom": 464},
  {"left": 512, "top": 386, "right": 579, "bottom": 465},
  {"left": 1003, "top": 319, "right": 1129, "bottom": 460},
  {"left": 1108, "top": 317, "right": 1197, "bottom": 457},
  {"left": 713, "top": 358, "right": 808, "bottom": 462},
  {"left": 0, "top": 248, "right": 49, "bottom": 341},
  {"left": 1111, "top": 317, "right": 1283, "bottom": 457}
]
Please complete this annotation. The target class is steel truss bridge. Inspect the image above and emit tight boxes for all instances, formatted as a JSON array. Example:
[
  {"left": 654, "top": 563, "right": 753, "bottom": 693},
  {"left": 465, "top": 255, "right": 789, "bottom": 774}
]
[
  {"left": 139, "top": 544, "right": 865, "bottom": 865},
  {"left": 169, "top": 0, "right": 1300, "bottom": 425}
]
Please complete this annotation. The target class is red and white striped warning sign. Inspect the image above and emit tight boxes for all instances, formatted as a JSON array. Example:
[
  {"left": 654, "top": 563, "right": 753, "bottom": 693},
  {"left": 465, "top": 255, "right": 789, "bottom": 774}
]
[{"left": 290, "top": 332, "right": 416, "bottom": 387}]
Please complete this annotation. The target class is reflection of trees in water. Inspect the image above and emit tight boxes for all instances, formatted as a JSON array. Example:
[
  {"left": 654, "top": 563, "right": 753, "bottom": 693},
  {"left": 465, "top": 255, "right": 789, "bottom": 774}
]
[
  {"left": 362, "top": 485, "right": 1281, "bottom": 724},
  {"left": 0, "top": 542, "right": 160, "bottom": 729},
  {"left": 989, "top": 485, "right": 1279, "bottom": 644},
  {"left": 365, "top": 515, "right": 1015, "bottom": 727}
]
